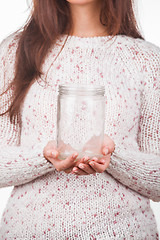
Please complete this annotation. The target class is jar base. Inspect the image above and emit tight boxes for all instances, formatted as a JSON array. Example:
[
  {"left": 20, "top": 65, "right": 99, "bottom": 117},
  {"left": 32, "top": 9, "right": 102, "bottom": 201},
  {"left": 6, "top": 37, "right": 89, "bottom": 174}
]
[{"left": 58, "top": 151, "right": 104, "bottom": 161}]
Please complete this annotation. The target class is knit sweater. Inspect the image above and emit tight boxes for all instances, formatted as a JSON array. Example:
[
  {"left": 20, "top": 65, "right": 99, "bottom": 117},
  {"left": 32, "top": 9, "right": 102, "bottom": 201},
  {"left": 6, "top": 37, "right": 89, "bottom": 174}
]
[{"left": 0, "top": 33, "right": 160, "bottom": 240}]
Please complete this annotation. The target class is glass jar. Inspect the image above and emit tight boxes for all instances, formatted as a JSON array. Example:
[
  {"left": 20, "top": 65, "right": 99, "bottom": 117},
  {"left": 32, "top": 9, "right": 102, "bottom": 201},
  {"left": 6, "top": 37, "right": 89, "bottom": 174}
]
[{"left": 56, "top": 84, "right": 105, "bottom": 160}]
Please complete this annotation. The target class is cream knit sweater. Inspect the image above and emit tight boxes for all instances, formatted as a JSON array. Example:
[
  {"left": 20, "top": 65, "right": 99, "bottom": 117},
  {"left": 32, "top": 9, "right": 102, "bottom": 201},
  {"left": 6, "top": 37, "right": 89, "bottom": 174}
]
[{"left": 0, "top": 33, "right": 160, "bottom": 240}]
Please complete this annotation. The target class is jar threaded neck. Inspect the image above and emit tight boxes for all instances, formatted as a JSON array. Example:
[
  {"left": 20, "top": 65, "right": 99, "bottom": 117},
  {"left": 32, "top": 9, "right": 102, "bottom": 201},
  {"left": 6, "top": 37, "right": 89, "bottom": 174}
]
[{"left": 58, "top": 84, "right": 105, "bottom": 96}]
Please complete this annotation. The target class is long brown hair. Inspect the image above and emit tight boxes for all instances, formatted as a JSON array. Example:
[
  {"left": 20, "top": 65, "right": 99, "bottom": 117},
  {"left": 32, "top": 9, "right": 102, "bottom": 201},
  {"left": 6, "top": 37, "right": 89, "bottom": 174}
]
[{"left": 1, "top": 0, "right": 144, "bottom": 124}]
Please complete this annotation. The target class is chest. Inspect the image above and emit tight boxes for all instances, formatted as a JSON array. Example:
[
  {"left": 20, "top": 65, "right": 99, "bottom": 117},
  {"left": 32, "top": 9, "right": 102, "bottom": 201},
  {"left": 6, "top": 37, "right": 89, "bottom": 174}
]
[{"left": 20, "top": 52, "right": 142, "bottom": 144}]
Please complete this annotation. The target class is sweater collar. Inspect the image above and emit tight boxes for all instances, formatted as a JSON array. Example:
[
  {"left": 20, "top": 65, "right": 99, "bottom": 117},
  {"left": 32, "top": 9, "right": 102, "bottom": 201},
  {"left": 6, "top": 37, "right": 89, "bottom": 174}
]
[{"left": 56, "top": 34, "right": 118, "bottom": 49}]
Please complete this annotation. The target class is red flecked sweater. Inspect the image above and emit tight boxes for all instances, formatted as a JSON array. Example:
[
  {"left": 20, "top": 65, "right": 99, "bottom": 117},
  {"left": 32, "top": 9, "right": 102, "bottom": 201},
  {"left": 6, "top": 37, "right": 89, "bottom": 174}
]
[{"left": 0, "top": 33, "right": 160, "bottom": 239}]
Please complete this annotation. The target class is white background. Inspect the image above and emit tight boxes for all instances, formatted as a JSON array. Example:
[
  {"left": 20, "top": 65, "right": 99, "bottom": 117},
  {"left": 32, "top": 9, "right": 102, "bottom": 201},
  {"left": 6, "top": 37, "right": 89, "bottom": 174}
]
[{"left": 0, "top": 0, "right": 160, "bottom": 236}]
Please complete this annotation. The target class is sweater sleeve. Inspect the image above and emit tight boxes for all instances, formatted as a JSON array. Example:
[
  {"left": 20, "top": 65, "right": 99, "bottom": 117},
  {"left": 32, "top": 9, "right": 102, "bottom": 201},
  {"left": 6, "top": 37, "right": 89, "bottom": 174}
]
[
  {"left": 106, "top": 41, "right": 160, "bottom": 202},
  {"left": 0, "top": 34, "right": 55, "bottom": 188}
]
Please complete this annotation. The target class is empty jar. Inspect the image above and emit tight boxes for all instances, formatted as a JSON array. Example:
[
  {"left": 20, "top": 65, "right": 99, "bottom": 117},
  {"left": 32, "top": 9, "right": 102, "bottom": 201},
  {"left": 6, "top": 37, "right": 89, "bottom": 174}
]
[{"left": 56, "top": 84, "right": 105, "bottom": 160}]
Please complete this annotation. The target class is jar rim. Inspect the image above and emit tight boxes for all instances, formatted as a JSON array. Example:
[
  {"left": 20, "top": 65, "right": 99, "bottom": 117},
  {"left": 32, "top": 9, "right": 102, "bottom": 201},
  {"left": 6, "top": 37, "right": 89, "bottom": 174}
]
[{"left": 58, "top": 84, "right": 105, "bottom": 96}]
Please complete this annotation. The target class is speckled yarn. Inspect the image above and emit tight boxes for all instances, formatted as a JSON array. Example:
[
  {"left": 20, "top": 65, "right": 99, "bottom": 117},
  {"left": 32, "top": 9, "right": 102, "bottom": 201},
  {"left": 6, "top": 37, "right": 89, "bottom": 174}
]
[{"left": 0, "top": 33, "right": 159, "bottom": 239}]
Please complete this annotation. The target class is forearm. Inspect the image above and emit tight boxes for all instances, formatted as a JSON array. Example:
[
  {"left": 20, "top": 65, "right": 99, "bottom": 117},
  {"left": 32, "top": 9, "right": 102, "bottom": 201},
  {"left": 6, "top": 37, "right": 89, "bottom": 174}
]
[
  {"left": 0, "top": 142, "right": 55, "bottom": 188},
  {"left": 106, "top": 145, "right": 160, "bottom": 202}
]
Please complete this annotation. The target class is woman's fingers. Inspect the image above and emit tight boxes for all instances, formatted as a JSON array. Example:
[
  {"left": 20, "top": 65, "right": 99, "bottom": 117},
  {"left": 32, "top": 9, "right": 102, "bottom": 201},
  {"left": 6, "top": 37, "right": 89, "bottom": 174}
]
[
  {"left": 88, "top": 155, "right": 111, "bottom": 173},
  {"left": 44, "top": 148, "right": 59, "bottom": 163},
  {"left": 71, "top": 155, "right": 110, "bottom": 175},
  {"left": 43, "top": 137, "right": 113, "bottom": 175},
  {"left": 102, "top": 134, "right": 115, "bottom": 156},
  {"left": 76, "top": 163, "right": 96, "bottom": 175},
  {"left": 63, "top": 167, "right": 74, "bottom": 174},
  {"left": 64, "top": 156, "right": 89, "bottom": 174},
  {"left": 72, "top": 167, "right": 89, "bottom": 175},
  {"left": 55, "top": 153, "right": 79, "bottom": 171},
  {"left": 71, "top": 167, "right": 90, "bottom": 175},
  {"left": 65, "top": 156, "right": 96, "bottom": 175},
  {"left": 44, "top": 150, "right": 79, "bottom": 172},
  {"left": 71, "top": 156, "right": 109, "bottom": 175},
  {"left": 43, "top": 140, "right": 59, "bottom": 162},
  {"left": 43, "top": 140, "right": 81, "bottom": 172}
]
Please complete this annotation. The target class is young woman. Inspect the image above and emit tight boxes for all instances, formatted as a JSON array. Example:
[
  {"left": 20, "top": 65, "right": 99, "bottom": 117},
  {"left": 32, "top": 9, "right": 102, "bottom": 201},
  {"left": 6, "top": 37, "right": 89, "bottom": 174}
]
[{"left": 0, "top": 0, "right": 159, "bottom": 239}]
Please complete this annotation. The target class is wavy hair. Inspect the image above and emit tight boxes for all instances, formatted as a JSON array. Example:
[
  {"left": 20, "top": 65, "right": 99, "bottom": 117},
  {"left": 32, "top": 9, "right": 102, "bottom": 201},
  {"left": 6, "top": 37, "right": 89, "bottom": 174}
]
[{"left": 0, "top": 0, "right": 144, "bottom": 124}]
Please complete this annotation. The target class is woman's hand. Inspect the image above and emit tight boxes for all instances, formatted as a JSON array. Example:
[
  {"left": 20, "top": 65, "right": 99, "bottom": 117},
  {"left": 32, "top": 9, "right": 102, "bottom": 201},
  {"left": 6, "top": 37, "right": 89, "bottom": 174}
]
[
  {"left": 43, "top": 134, "right": 115, "bottom": 175},
  {"left": 43, "top": 140, "right": 79, "bottom": 172},
  {"left": 71, "top": 134, "right": 115, "bottom": 175}
]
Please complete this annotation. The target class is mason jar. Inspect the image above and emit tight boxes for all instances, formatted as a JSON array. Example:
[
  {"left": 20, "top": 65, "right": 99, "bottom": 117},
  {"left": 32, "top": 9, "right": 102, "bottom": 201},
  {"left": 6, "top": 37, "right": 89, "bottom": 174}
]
[{"left": 56, "top": 84, "right": 105, "bottom": 160}]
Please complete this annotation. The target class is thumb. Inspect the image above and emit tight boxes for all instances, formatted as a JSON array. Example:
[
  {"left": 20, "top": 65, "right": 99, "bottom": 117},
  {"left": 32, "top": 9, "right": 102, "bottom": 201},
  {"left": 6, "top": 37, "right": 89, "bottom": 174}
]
[
  {"left": 44, "top": 140, "right": 59, "bottom": 159},
  {"left": 102, "top": 134, "right": 115, "bottom": 155},
  {"left": 51, "top": 149, "right": 59, "bottom": 158}
]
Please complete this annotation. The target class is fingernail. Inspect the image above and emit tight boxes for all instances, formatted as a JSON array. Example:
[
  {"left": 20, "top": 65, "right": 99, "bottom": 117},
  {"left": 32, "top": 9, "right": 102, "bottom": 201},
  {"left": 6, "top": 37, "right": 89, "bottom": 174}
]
[
  {"left": 79, "top": 164, "right": 84, "bottom": 169},
  {"left": 103, "top": 148, "right": 108, "bottom": 155},
  {"left": 46, "top": 150, "right": 51, "bottom": 156},
  {"left": 83, "top": 156, "right": 89, "bottom": 163},
  {"left": 101, "top": 159, "right": 105, "bottom": 164},
  {"left": 72, "top": 153, "right": 78, "bottom": 158},
  {"left": 52, "top": 150, "right": 58, "bottom": 158},
  {"left": 89, "top": 162, "right": 94, "bottom": 166}
]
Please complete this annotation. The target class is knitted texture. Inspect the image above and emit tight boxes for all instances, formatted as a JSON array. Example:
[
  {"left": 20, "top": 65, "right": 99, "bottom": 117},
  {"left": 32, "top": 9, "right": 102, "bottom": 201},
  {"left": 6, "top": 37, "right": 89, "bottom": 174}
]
[{"left": 0, "top": 33, "right": 160, "bottom": 240}]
